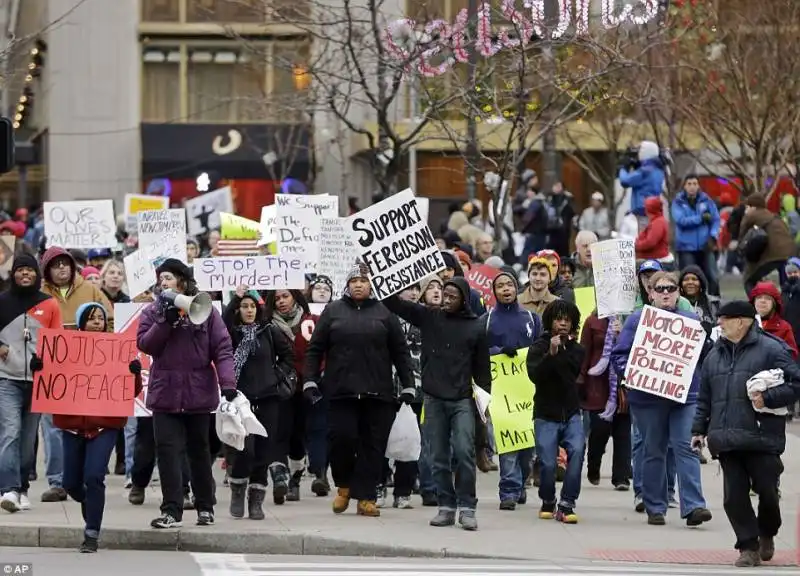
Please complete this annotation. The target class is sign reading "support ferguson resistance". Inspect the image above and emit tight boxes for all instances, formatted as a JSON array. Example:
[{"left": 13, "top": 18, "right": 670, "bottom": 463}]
[{"left": 346, "top": 189, "right": 444, "bottom": 299}]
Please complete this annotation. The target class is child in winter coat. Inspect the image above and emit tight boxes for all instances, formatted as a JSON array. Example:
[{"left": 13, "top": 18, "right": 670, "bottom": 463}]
[
  {"left": 750, "top": 282, "right": 799, "bottom": 359},
  {"left": 635, "top": 197, "right": 670, "bottom": 262},
  {"left": 32, "top": 303, "right": 142, "bottom": 552}
]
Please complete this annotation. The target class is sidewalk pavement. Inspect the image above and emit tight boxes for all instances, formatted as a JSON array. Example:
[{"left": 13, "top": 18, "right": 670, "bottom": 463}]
[{"left": 0, "top": 432, "right": 797, "bottom": 567}]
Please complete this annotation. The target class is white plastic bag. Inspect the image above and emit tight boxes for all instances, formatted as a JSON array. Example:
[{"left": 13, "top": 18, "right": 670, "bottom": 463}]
[
  {"left": 385, "top": 404, "right": 421, "bottom": 462},
  {"left": 216, "top": 391, "right": 268, "bottom": 451},
  {"left": 472, "top": 384, "right": 491, "bottom": 424}
]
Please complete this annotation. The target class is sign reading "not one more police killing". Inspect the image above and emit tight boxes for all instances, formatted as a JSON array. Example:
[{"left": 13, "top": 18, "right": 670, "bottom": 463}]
[{"left": 346, "top": 189, "right": 444, "bottom": 300}]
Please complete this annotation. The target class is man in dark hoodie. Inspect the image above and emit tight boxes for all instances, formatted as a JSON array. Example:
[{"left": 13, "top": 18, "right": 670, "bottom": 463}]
[
  {"left": 439, "top": 251, "right": 486, "bottom": 315},
  {"left": 384, "top": 277, "right": 491, "bottom": 531},
  {"left": 0, "top": 255, "right": 62, "bottom": 513},
  {"left": 484, "top": 270, "right": 541, "bottom": 510}
]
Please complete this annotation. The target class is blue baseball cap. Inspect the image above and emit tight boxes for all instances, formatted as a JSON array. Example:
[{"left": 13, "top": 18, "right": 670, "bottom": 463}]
[{"left": 638, "top": 260, "right": 663, "bottom": 274}]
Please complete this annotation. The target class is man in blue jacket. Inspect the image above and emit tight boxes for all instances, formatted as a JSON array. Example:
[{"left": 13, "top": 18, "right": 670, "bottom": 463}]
[
  {"left": 671, "top": 175, "right": 721, "bottom": 298},
  {"left": 618, "top": 141, "right": 665, "bottom": 226},
  {"left": 483, "top": 270, "right": 541, "bottom": 510}
]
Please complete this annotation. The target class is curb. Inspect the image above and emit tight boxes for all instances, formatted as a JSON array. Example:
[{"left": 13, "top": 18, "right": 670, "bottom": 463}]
[{"left": 0, "top": 525, "right": 517, "bottom": 559}]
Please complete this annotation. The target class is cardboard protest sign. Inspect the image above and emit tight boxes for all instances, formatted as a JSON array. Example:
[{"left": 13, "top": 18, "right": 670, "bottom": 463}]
[
  {"left": 185, "top": 186, "right": 234, "bottom": 237},
  {"left": 44, "top": 200, "right": 117, "bottom": 249},
  {"left": 31, "top": 328, "right": 139, "bottom": 417},
  {"left": 194, "top": 256, "right": 305, "bottom": 292},
  {"left": 0, "top": 236, "right": 14, "bottom": 274},
  {"left": 590, "top": 239, "right": 637, "bottom": 318},
  {"left": 318, "top": 217, "right": 360, "bottom": 299},
  {"left": 123, "top": 249, "right": 155, "bottom": 299},
  {"left": 346, "top": 189, "right": 445, "bottom": 300},
  {"left": 275, "top": 194, "right": 339, "bottom": 273},
  {"left": 220, "top": 212, "right": 260, "bottom": 240},
  {"left": 124, "top": 194, "right": 169, "bottom": 233},
  {"left": 258, "top": 205, "right": 277, "bottom": 246},
  {"left": 137, "top": 209, "right": 188, "bottom": 265},
  {"left": 466, "top": 264, "right": 500, "bottom": 308},
  {"left": 488, "top": 348, "right": 534, "bottom": 455},
  {"left": 623, "top": 305, "right": 706, "bottom": 404}
]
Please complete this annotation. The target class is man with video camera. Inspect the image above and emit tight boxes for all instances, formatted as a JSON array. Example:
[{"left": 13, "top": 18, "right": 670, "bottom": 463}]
[{"left": 618, "top": 141, "right": 667, "bottom": 232}]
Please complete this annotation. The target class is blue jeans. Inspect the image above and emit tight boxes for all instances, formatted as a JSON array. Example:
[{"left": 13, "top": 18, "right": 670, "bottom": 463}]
[
  {"left": 632, "top": 402, "right": 706, "bottom": 517},
  {"left": 534, "top": 414, "right": 585, "bottom": 510},
  {"left": 124, "top": 418, "right": 137, "bottom": 477},
  {"left": 62, "top": 429, "right": 117, "bottom": 539},
  {"left": 632, "top": 414, "right": 676, "bottom": 499},
  {"left": 305, "top": 395, "right": 328, "bottom": 476},
  {"left": 499, "top": 447, "right": 533, "bottom": 502},
  {"left": 677, "top": 250, "right": 719, "bottom": 297},
  {"left": 424, "top": 395, "right": 477, "bottom": 511},
  {"left": 41, "top": 414, "right": 63, "bottom": 488},
  {"left": 418, "top": 421, "right": 435, "bottom": 497},
  {"left": 0, "top": 379, "right": 41, "bottom": 494}
]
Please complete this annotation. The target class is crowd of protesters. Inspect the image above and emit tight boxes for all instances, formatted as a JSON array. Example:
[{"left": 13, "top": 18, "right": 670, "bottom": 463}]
[{"left": 0, "top": 162, "right": 798, "bottom": 567}]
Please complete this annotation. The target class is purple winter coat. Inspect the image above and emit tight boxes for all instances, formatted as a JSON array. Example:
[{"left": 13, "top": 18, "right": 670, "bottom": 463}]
[{"left": 137, "top": 302, "right": 236, "bottom": 413}]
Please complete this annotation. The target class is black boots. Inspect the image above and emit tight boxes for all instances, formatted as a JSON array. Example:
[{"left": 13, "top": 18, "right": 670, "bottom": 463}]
[
  {"left": 247, "top": 484, "right": 266, "bottom": 520},
  {"left": 311, "top": 474, "right": 330, "bottom": 496},
  {"left": 287, "top": 470, "right": 303, "bottom": 502},
  {"left": 229, "top": 479, "right": 247, "bottom": 519},
  {"left": 269, "top": 463, "right": 289, "bottom": 505}
]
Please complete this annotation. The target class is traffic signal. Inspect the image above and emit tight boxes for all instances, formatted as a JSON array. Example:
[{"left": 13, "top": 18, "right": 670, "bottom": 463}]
[{"left": 0, "top": 118, "right": 14, "bottom": 174}]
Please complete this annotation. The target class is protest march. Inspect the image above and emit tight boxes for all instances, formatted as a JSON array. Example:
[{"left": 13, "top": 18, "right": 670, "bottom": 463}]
[{"left": 0, "top": 184, "right": 798, "bottom": 570}]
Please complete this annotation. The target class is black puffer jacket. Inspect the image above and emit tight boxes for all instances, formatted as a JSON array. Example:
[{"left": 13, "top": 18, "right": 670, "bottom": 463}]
[
  {"left": 527, "top": 331, "right": 585, "bottom": 422},
  {"left": 229, "top": 322, "right": 295, "bottom": 401},
  {"left": 303, "top": 296, "right": 412, "bottom": 401},
  {"left": 693, "top": 324, "right": 800, "bottom": 456},
  {"left": 384, "top": 277, "right": 492, "bottom": 400}
]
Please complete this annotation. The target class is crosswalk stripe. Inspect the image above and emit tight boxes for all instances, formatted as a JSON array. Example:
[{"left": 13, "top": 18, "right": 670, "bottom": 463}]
[{"left": 190, "top": 554, "right": 800, "bottom": 576}]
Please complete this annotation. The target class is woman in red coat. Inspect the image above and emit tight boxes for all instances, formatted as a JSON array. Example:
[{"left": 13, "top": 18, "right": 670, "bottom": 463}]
[
  {"left": 264, "top": 290, "right": 329, "bottom": 498},
  {"left": 635, "top": 197, "right": 669, "bottom": 262},
  {"left": 749, "top": 282, "right": 799, "bottom": 358}
]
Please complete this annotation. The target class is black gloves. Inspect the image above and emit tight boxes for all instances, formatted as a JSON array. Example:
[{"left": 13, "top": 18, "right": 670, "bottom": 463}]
[
  {"left": 221, "top": 389, "right": 238, "bottom": 402},
  {"left": 702, "top": 212, "right": 712, "bottom": 223},
  {"left": 129, "top": 359, "right": 142, "bottom": 375},
  {"left": 164, "top": 306, "right": 180, "bottom": 326},
  {"left": 29, "top": 354, "right": 43, "bottom": 373},
  {"left": 501, "top": 347, "right": 518, "bottom": 357},
  {"left": 303, "top": 382, "right": 323, "bottom": 405},
  {"left": 399, "top": 390, "right": 416, "bottom": 405}
]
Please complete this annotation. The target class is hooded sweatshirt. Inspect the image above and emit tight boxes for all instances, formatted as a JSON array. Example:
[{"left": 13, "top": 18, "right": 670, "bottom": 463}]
[
  {"left": 484, "top": 271, "right": 541, "bottom": 354},
  {"left": 0, "top": 254, "right": 62, "bottom": 381},
  {"left": 441, "top": 250, "right": 486, "bottom": 315},
  {"left": 679, "top": 265, "right": 718, "bottom": 336},
  {"left": 635, "top": 196, "right": 669, "bottom": 260},
  {"left": 781, "top": 257, "right": 800, "bottom": 345},
  {"left": 40, "top": 246, "right": 113, "bottom": 330},
  {"left": 384, "top": 276, "right": 492, "bottom": 400},
  {"left": 749, "top": 282, "right": 798, "bottom": 359}
]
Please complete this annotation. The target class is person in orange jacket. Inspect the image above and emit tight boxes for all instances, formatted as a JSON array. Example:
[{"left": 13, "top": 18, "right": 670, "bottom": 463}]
[
  {"left": 31, "top": 302, "right": 142, "bottom": 553},
  {"left": 635, "top": 197, "right": 670, "bottom": 262},
  {"left": 749, "top": 282, "right": 799, "bottom": 359}
]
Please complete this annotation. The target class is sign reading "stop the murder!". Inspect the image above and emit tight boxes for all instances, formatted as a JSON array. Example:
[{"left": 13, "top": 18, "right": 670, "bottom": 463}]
[{"left": 623, "top": 306, "right": 706, "bottom": 404}]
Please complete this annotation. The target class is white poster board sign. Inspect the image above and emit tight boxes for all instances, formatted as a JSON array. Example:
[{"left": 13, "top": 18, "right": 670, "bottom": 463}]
[
  {"left": 185, "top": 186, "right": 234, "bottom": 237},
  {"left": 258, "top": 204, "right": 277, "bottom": 246},
  {"left": 318, "top": 217, "right": 360, "bottom": 298},
  {"left": 137, "top": 209, "right": 188, "bottom": 264},
  {"left": 44, "top": 200, "right": 117, "bottom": 249},
  {"left": 345, "top": 188, "right": 445, "bottom": 300},
  {"left": 275, "top": 194, "right": 339, "bottom": 272},
  {"left": 590, "top": 238, "right": 637, "bottom": 318},
  {"left": 193, "top": 256, "right": 305, "bottom": 292},
  {"left": 623, "top": 306, "right": 706, "bottom": 404},
  {"left": 123, "top": 249, "right": 155, "bottom": 299}
]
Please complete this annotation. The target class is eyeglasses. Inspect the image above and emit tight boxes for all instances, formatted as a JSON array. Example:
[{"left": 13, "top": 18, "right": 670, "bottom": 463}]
[{"left": 653, "top": 284, "right": 678, "bottom": 294}]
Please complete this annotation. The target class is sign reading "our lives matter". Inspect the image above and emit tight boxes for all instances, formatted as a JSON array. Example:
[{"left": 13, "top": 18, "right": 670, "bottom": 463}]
[
  {"left": 346, "top": 189, "right": 444, "bottom": 299},
  {"left": 623, "top": 306, "right": 707, "bottom": 404}
]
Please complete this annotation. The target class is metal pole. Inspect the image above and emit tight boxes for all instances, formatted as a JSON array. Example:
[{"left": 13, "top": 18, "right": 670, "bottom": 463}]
[
  {"left": 464, "top": 0, "right": 479, "bottom": 201},
  {"left": 17, "top": 164, "right": 27, "bottom": 209}
]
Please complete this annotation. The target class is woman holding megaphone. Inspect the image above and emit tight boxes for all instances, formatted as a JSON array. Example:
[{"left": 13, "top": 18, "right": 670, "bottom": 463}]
[{"left": 136, "top": 258, "right": 236, "bottom": 530}]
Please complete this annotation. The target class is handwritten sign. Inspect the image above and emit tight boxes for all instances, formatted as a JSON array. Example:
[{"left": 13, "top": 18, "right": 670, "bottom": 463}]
[
  {"left": 137, "top": 209, "right": 188, "bottom": 264},
  {"left": 124, "top": 194, "right": 169, "bottom": 233},
  {"left": 623, "top": 306, "right": 706, "bottom": 404},
  {"left": 488, "top": 348, "right": 534, "bottom": 455},
  {"left": 115, "top": 303, "right": 152, "bottom": 416},
  {"left": 318, "top": 217, "right": 360, "bottom": 299},
  {"left": 275, "top": 194, "right": 339, "bottom": 273},
  {"left": 123, "top": 249, "right": 155, "bottom": 299},
  {"left": 194, "top": 256, "right": 305, "bottom": 292},
  {"left": 0, "top": 236, "right": 14, "bottom": 274},
  {"left": 221, "top": 212, "right": 260, "bottom": 240},
  {"left": 185, "top": 186, "right": 234, "bottom": 237},
  {"left": 590, "top": 239, "right": 637, "bottom": 318},
  {"left": 258, "top": 204, "right": 277, "bottom": 246},
  {"left": 44, "top": 200, "right": 117, "bottom": 249},
  {"left": 466, "top": 264, "right": 500, "bottom": 308},
  {"left": 31, "top": 328, "right": 139, "bottom": 417},
  {"left": 346, "top": 188, "right": 444, "bottom": 300}
]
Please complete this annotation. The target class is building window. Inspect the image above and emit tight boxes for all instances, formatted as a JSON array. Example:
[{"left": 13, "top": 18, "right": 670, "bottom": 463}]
[
  {"left": 271, "top": 43, "right": 310, "bottom": 121},
  {"left": 141, "top": 0, "right": 180, "bottom": 21},
  {"left": 142, "top": 49, "right": 181, "bottom": 122},
  {"left": 186, "top": 0, "right": 266, "bottom": 22},
  {"left": 187, "top": 49, "right": 266, "bottom": 121}
]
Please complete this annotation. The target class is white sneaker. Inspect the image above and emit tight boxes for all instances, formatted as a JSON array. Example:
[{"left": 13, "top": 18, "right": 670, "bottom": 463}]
[
  {"left": 19, "top": 493, "right": 31, "bottom": 510},
  {"left": 0, "top": 491, "right": 21, "bottom": 513},
  {"left": 124, "top": 478, "right": 132, "bottom": 489},
  {"left": 393, "top": 496, "right": 413, "bottom": 509}
]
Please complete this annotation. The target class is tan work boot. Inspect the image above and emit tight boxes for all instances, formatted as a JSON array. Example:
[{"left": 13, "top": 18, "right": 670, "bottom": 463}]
[
  {"left": 332, "top": 488, "right": 350, "bottom": 514},
  {"left": 356, "top": 500, "right": 380, "bottom": 517}
]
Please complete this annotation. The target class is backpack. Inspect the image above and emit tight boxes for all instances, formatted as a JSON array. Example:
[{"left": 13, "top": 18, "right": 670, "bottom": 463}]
[{"left": 740, "top": 216, "right": 780, "bottom": 262}]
